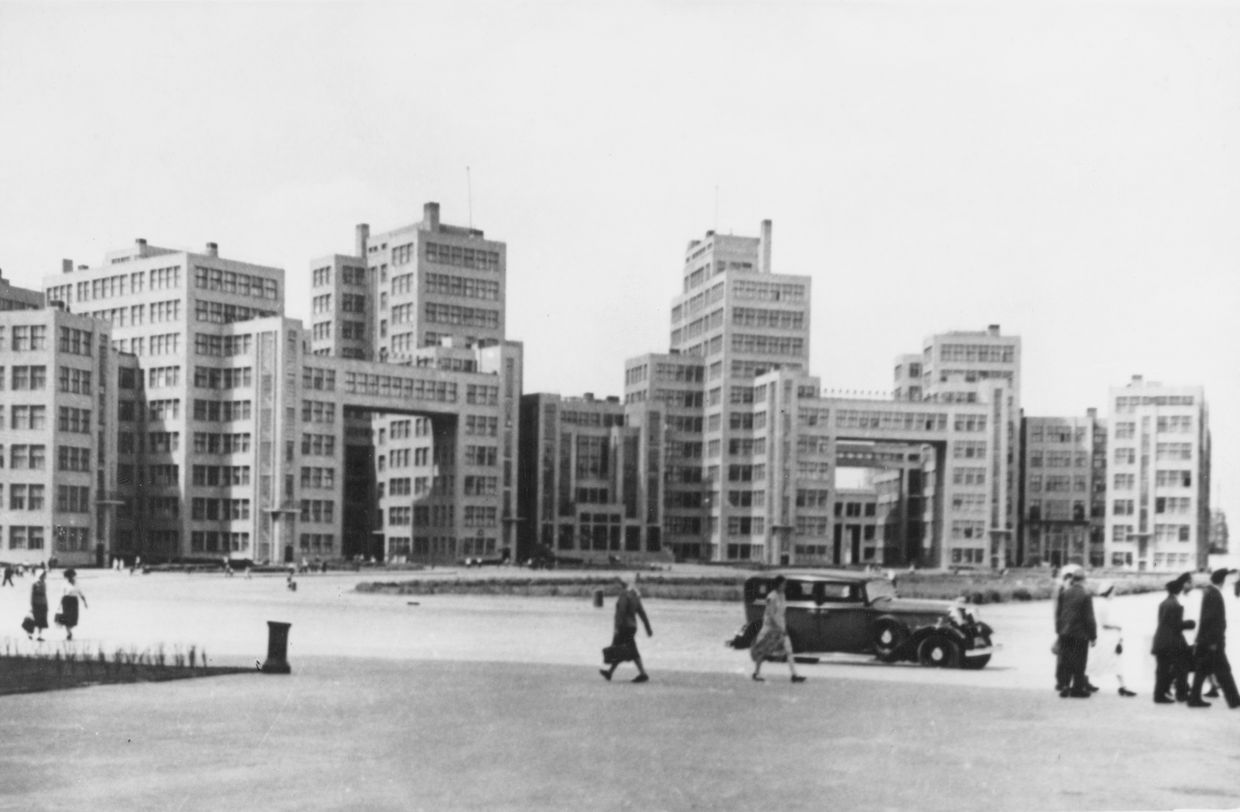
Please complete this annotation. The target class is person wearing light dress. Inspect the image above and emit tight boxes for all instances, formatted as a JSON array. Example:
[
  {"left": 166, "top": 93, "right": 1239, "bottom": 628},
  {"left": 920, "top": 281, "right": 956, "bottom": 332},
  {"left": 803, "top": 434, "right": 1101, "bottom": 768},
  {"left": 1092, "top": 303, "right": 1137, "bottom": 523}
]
[{"left": 1091, "top": 581, "right": 1136, "bottom": 697}]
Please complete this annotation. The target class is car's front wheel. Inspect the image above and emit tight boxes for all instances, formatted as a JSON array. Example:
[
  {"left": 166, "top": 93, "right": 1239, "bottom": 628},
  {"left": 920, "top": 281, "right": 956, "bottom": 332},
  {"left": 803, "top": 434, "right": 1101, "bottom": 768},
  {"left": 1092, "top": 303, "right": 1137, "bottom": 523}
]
[
  {"left": 917, "top": 635, "right": 960, "bottom": 668},
  {"left": 872, "top": 619, "right": 908, "bottom": 662}
]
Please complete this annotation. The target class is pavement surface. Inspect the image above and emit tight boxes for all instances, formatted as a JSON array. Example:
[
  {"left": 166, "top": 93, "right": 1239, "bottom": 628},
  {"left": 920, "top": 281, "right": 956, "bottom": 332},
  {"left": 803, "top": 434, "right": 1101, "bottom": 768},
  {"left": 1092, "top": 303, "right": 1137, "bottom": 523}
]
[{"left": 1, "top": 568, "right": 1238, "bottom": 811}]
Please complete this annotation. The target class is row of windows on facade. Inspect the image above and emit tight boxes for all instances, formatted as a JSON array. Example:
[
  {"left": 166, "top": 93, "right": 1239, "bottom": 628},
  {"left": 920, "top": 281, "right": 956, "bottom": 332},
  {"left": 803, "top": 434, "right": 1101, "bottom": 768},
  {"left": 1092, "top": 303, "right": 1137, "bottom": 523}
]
[
  {"left": 931, "top": 343, "right": 1017, "bottom": 364},
  {"left": 542, "top": 520, "right": 662, "bottom": 553},
  {"left": 1110, "top": 524, "right": 1195, "bottom": 543},
  {"left": 673, "top": 279, "right": 806, "bottom": 323},
  {"left": 381, "top": 474, "right": 498, "bottom": 499},
  {"left": 311, "top": 265, "right": 366, "bottom": 288},
  {"left": 1, "top": 484, "right": 92, "bottom": 512},
  {"left": 0, "top": 325, "right": 96, "bottom": 354},
  {"left": 0, "top": 365, "right": 91, "bottom": 392},
  {"left": 45, "top": 264, "right": 194, "bottom": 305},
  {"left": 1110, "top": 498, "right": 1198, "bottom": 515},
  {"left": 0, "top": 407, "right": 93, "bottom": 432},
  {"left": 0, "top": 445, "right": 90, "bottom": 471},
  {"left": 1113, "top": 395, "right": 1196, "bottom": 412},
  {"left": 84, "top": 300, "right": 181, "bottom": 327},
  {"left": 1112, "top": 445, "right": 1195, "bottom": 463},
  {"left": 1113, "top": 417, "right": 1196, "bottom": 436},
  {"left": 311, "top": 320, "right": 366, "bottom": 342},
  {"left": 386, "top": 505, "right": 498, "bottom": 527},
  {"left": 386, "top": 271, "right": 502, "bottom": 301},
  {"left": 673, "top": 307, "right": 807, "bottom": 343},
  {"left": 387, "top": 535, "right": 496, "bottom": 558},
  {"left": 304, "top": 367, "right": 476, "bottom": 406}
]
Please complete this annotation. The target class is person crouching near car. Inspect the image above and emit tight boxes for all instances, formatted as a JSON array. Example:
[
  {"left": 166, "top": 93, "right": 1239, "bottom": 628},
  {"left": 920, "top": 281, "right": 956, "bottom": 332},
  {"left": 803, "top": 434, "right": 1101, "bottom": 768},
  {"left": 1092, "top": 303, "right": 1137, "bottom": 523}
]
[
  {"left": 750, "top": 575, "right": 806, "bottom": 684},
  {"left": 600, "top": 573, "right": 653, "bottom": 683},
  {"left": 1056, "top": 569, "right": 1096, "bottom": 698},
  {"left": 1152, "top": 573, "right": 1195, "bottom": 704}
]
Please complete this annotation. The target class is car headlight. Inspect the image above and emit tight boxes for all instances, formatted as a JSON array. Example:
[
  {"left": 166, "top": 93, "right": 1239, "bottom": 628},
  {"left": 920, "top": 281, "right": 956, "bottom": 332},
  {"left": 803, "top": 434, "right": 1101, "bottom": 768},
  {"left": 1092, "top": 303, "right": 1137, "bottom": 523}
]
[{"left": 949, "top": 604, "right": 978, "bottom": 626}]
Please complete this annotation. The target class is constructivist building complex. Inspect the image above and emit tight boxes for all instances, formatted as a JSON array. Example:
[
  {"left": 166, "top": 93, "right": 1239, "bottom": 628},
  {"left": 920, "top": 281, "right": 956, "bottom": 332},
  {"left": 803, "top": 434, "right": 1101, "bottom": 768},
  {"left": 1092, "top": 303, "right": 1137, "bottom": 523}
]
[{"left": 0, "top": 211, "right": 1212, "bottom": 572}]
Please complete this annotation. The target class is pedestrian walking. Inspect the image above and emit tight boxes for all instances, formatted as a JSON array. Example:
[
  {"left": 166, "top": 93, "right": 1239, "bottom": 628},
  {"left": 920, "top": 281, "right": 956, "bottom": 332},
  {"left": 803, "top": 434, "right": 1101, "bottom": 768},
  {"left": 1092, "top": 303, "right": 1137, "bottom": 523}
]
[
  {"left": 2, "top": 564, "right": 13, "bottom": 587},
  {"left": 749, "top": 575, "right": 806, "bottom": 684},
  {"left": 1091, "top": 581, "right": 1136, "bottom": 697},
  {"left": 1152, "top": 573, "right": 1195, "bottom": 704},
  {"left": 29, "top": 570, "right": 49, "bottom": 641},
  {"left": 1187, "top": 568, "right": 1240, "bottom": 709},
  {"left": 1056, "top": 568, "right": 1096, "bottom": 698},
  {"left": 599, "top": 573, "right": 653, "bottom": 683},
  {"left": 57, "top": 569, "right": 87, "bottom": 641},
  {"left": 1052, "top": 564, "right": 1081, "bottom": 692}
]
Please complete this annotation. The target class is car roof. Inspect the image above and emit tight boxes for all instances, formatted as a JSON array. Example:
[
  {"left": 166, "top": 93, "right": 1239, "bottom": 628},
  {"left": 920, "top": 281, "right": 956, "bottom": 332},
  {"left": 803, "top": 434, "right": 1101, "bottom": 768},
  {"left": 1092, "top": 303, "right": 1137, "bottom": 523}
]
[{"left": 746, "top": 569, "right": 880, "bottom": 584}]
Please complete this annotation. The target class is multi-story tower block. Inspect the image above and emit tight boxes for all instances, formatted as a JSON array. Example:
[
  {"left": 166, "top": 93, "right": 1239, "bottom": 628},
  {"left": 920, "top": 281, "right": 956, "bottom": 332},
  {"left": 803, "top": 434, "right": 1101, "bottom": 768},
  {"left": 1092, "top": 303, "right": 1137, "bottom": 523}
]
[
  {"left": 1020, "top": 410, "right": 1107, "bottom": 568},
  {"left": 0, "top": 290, "right": 141, "bottom": 567},
  {"left": 1104, "top": 375, "right": 1210, "bottom": 571},
  {"left": 516, "top": 393, "right": 668, "bottom": 564},
  {"left": 44, "top": 241, "right": 283, "bottom": 563},
  {"left": 309, "top": 203, "right": 520, "bottom": 566},
  {"left": 665, "top": 222, "right": 811, "bottom": 561}
]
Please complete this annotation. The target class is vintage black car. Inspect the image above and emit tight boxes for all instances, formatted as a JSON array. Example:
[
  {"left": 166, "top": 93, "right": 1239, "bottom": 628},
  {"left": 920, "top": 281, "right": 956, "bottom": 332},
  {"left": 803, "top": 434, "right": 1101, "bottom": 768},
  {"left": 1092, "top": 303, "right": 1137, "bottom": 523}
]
[{"left": 727, "top": 570, "right": 994, "bottom": 669}]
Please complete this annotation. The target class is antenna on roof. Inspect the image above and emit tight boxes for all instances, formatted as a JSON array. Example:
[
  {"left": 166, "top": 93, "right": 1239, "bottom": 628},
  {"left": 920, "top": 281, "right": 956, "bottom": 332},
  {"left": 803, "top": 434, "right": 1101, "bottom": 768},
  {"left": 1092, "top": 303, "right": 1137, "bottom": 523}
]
[{"left": 466, "top": 166, "right": 473, "bottom": 229}]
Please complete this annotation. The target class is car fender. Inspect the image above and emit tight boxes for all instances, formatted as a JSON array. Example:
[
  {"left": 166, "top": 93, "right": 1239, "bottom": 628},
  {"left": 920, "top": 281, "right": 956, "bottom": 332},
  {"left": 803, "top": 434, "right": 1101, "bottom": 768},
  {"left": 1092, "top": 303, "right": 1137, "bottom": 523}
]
[
  {"left": 870, "top": 614, "right": 916, "bottom": 660},
  {"left": 908, "top": 623, "right": 969, "bottom": 649}
]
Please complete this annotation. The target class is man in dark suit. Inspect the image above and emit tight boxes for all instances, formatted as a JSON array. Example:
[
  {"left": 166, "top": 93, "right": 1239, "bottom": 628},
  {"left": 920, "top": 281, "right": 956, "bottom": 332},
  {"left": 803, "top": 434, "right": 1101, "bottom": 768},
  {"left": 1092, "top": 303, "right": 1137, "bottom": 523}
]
[
  {"left": 1152, "top": 573, "right": 1195, "bottom": 704},
  {"left": 1056, "top": 569, "right": 1097, "bottom": 697},
  {"left": 1188, "top": 568, "right": 1240, "bottom": 709}
]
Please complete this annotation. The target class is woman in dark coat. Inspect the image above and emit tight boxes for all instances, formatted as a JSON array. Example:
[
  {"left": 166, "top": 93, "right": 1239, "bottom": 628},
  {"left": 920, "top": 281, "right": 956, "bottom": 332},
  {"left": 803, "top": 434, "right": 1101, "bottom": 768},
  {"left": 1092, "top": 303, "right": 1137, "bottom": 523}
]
[
  {"left": 599, "top": 573, "right": 653, "bottom": 683},
  {"left": 30, "top": 570, "right": 49, "bottom": 641}
]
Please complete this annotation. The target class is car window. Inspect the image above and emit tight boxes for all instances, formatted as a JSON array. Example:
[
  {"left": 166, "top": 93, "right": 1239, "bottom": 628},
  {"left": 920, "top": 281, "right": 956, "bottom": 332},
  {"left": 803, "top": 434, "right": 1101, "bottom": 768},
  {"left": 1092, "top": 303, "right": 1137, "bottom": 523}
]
[
  {"left": 818, "top": 582, "right": 856, "bottom": 602},
  {"left": 784, "top": 580, "right": 815, "bottom": 602}
]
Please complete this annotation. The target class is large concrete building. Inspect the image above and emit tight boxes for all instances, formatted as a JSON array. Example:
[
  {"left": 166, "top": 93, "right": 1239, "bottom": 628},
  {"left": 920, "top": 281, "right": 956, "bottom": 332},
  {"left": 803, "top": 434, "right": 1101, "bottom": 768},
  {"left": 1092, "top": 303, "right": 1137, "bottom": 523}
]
[
  {"left": 613, "top": 221, "right": 1022, "bottom": 567},
  {"left": 1102, "top": 375, "right": 1211, "bottom": 572},
  {"left": 1019, "top": 409, "right": 1107, "bottom": 568},
  {"left": 30, "top": 204, "right": 521, "bottom": 567},
  {"left": 0, "top": 209, "right": 1215, "bottom": 573},
  {"left": 0, "top": 304, "right": 140, "bottom": 567},
  {"left": 516, "top": 392, "right": 668, "bottom": 564}
]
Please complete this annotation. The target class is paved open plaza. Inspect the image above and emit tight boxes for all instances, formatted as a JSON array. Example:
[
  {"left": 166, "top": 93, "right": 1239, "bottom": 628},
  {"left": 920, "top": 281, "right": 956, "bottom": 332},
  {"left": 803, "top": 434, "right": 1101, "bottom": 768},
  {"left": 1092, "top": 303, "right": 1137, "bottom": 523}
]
[{"left": 1, "top": 568, "right": 1238, "bottom": 811}]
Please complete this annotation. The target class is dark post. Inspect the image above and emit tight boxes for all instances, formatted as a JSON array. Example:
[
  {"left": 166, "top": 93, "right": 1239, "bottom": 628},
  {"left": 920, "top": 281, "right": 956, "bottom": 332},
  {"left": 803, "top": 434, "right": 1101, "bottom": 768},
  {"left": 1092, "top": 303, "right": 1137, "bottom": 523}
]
[
  {"left": 593, "top": 588, "right": 604, "bottom": 608},
  {"left": 261, "top": 621, "right": 292, "bottom": 674}
]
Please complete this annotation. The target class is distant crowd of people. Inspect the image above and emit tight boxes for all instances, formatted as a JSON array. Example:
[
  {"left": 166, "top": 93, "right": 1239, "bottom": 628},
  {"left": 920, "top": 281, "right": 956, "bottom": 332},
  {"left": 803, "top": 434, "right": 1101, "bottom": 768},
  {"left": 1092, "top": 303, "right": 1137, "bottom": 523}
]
[{"left": 1054, "top": 565, "right": 1239, "bottom": 708}]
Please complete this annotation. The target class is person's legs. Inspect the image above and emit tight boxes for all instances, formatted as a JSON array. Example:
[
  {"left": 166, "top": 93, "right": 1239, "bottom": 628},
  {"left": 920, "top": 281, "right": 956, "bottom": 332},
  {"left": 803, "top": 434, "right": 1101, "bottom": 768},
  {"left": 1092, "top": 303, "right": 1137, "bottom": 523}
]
[
  {"left": 1214, "top": 650, "right": 1240, "bottom": 707},
  {"left": 1172, "top": 649, "right": 1192, "bottom": 700},
  {"left": 1063, "top": 639, "right": 1088, "bottom": 695},
  {"left": 782, "top": 635, "right": 805, "bottom": 682},
  {"left": 1187, "top": 659, "right": 1211, "bottom": 706}
]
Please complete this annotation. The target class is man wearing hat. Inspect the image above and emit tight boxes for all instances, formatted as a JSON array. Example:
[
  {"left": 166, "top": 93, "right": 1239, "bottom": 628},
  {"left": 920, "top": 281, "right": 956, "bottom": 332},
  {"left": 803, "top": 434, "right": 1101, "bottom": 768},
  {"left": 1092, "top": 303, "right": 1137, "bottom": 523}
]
[
  {"left": 1187, "top": 569, "right": 1240, "bottom": 709},
  {"left": 1056, "top": 568, "right": 1097, "bottom": 697},
  {"left": 1151, "top": 573, "right": 1195, "bottom": 704}
]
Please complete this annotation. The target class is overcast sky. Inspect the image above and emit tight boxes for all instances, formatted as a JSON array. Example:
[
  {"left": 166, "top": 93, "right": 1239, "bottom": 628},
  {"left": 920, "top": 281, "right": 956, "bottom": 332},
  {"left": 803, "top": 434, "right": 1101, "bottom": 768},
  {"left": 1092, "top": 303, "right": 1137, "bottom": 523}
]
[{"left": 1, "top": 1, "right": 1237, "bottom": 522}]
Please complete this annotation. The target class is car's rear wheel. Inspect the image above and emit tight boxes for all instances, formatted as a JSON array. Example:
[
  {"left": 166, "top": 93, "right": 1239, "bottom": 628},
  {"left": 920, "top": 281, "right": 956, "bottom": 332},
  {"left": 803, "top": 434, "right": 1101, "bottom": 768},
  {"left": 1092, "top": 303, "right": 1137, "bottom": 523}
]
[
  {"left": 917, "top": 636, "right": 960, "bottom": 668},
  {"left": 872, "top": 619, "right": 908, "bottom": 662},
  {"left": 960, "top": 654, "right": 991, "bottom": 670}
]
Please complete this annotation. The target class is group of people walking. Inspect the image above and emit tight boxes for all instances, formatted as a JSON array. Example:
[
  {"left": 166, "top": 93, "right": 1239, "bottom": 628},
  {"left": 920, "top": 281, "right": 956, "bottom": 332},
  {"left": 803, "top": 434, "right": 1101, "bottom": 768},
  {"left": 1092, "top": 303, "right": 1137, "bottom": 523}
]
[
  {"left": 18, "top": 567, "right": 87, "bottom": 642},
  {"left": 599, "top": 573, "right": 806, "bottom": 685},
  {"left": 1055, "top": 564, "right": 1239, "bottom": 709}
]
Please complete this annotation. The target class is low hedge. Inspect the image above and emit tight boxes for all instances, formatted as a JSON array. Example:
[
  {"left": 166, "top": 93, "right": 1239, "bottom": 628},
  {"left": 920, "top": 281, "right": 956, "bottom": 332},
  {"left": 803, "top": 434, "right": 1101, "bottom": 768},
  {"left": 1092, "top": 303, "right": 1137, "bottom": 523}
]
[{"left": 356, "top": 569, "right": 1175, "bottom": 604}]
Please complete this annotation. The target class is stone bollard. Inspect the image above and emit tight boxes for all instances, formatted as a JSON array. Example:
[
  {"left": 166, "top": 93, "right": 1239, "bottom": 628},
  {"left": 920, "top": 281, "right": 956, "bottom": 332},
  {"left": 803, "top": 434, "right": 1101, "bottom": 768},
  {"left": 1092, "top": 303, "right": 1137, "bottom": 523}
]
[
  {"left": 593, "top": 588, "right": 604, "bottom": 608},
  {"left": 260, "top": 621, "right": 292, "bottom": 674}
]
